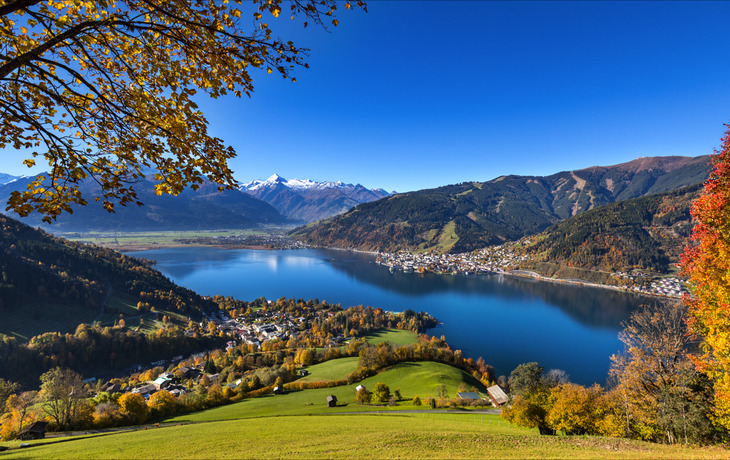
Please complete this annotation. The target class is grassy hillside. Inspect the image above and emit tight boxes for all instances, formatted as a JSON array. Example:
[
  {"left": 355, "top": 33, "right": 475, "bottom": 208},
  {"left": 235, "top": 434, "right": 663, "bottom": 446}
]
[
  {"left": 292, "top": 156, "right": 710, "bottom": 254},
  {"left": 299, "top": 357, "right": 360, "bottom": 382},
  {"left": 166, "top": 361, "right": 485, "bottom": 423},
  {"left": 363, "top": 329, "right": 420, "bottom": 346},
  {"left": 3, "top": 414, "right": 729, "bottom": 459}
]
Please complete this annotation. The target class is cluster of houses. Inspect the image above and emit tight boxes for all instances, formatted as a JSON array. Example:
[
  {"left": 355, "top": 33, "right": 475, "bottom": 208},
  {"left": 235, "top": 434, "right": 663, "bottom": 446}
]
[
  {"left": 377, "top": 245, "right": 689, "bottom": 300},
  {"left": 127, "top": 369, "right": 201, "bottom": 399},
  {"left": 630, "top": 276, "right": 687, "bottom": 299},
  {"left": 376, "top": 245, "right": 526, "bottom": 275},
  {"left": 207, "top": 309, "right": 302, "bottom": 347}
]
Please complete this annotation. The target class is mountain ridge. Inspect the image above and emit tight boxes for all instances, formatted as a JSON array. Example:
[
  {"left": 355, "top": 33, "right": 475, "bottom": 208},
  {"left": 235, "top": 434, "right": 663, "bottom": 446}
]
[
  {"left": 292, "top": 155, "right": 711, "bottom": 254},
  {"left": 240, "top": 174, "right": 392, "bottom": 223},
  {"left": 0, "top": 175, "right": 290, "bottom": 232}
]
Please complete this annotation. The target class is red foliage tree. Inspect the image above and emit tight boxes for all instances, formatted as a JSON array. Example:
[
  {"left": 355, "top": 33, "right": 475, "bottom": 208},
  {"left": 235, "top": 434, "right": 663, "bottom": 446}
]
[{"left": 681, "top": 123, "right": 730, "bottom": 429}]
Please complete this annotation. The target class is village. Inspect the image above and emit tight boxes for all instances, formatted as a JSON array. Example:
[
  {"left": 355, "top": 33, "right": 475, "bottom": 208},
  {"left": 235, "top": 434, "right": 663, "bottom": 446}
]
[
  {"left": 375, "top": 245, "right": 526, "bottom": 276},
  {"left": 106, "top": 302, "right": 350, "bottom": 401},
  {"left": 376, "top": 245, "right": 688, "bottom": 299}
]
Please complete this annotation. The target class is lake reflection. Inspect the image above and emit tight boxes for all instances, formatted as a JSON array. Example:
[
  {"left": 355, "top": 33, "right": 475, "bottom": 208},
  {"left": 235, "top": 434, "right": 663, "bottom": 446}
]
[{"left": 126, "top": 247, "right": 663, "bottom": 386}]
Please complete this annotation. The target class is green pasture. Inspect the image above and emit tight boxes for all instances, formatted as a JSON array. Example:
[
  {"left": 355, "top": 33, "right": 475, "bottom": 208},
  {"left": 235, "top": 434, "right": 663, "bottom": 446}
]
[
  {"left": 362, "top": 329, "right": 420, "bottom": 347},
  {"left": 62, "top": 229, "right": 281, "bottom": 248},
  {"left": 2, "top": 413, "right": 728, "bottom": 459},
  {"left": 300, "top": 357, "right": 359, "bottom": 382},
  {"left": 166, "top": 361, "right": 485, "bottom": 423},
  {"left": 436, "top": 220, "right": 459, "bottom": 253}
]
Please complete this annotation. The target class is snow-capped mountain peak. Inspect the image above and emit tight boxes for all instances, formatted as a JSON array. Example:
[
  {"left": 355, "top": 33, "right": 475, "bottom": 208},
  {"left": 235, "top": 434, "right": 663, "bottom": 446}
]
[
  {"left": 240, "top": 174, "right": 352, "bottom": 192},
  {"left": 238, "top": 174, "right": 392, "bottom": 222}
]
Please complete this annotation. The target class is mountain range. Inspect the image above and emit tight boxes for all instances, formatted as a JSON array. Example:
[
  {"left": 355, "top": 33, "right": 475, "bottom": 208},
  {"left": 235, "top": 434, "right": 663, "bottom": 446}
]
[
  {"left": 0, "top": 175, "right": 288, "bottom": 231},
  {"left": 240, "top": 174, "right": 392, "bottom": 223},
  {"left": 0, "top": 172, "right": 394, "bottom": 231},
  {"left": 292, "top": 155, "right": 711, "bottom": 254},
  {"left": 0, "top": 173, "right": 19, "bottom": 184}
]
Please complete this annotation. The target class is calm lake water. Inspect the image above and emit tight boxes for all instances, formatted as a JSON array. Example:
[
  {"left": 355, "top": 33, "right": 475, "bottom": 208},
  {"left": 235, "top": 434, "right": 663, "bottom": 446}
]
[{"left": 126, "top": 247, "right": 663, "bottom": 385}]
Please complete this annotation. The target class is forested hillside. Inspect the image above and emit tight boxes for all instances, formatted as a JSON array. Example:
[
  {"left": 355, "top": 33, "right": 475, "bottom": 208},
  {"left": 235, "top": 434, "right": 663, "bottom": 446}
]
[
  {"left": 515, "top": 184, "right": 701, "bottom": 276},
  {"left": 0, "top": 214, "right": 214, "bottom": 315},
  {"left": 0, "top": 214, "right": 227, "bottom": 386},
  {"left": 293, "top": 156, "right": 710, "bottom": 253}
]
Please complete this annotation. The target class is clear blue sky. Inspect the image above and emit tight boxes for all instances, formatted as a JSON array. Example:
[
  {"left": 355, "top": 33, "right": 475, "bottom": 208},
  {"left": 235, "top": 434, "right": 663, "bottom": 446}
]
[{"left": 4, "top": 1, "right": 730, "bottom": 193}]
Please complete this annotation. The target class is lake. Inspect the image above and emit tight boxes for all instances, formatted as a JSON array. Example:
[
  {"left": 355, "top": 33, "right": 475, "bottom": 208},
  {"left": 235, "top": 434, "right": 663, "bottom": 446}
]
[{"left": 125, "top": 247, "right": 663, "bottom": 385}]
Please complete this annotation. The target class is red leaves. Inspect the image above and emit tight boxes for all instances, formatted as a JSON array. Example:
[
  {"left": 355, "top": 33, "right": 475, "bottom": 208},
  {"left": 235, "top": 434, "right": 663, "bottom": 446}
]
[{"left": 681, "top": 122, "right": 730, "bottom": 430}]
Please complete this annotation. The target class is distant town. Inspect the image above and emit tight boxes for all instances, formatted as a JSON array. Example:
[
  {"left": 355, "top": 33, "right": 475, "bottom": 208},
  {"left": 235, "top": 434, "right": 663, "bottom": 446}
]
[{"left": 375, "top": 244, "right": 687, "bottom": 299}]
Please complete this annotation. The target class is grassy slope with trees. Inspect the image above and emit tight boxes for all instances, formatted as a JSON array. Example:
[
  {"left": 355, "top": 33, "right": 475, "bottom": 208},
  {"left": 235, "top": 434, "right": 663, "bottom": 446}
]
[
  {"left": 0, "top": 214, "right": 229, "bottom": 386},
  {"left": 292, "top": 156, "right": 710, "bottom": 254}
]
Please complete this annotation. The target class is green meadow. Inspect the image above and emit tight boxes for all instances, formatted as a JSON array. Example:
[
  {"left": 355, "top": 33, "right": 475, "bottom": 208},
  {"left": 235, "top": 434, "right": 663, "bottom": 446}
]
[
  {"left": 62, "top": 229, "right": 279, "bottom": 249},
  {"left": 2, "top": 414, "right": 728, "bottom": 459},
  {"left": 363, "top": 329, "right": 420, "bottom": 347},
  {"left": 299, "top": 357, "right": 359, "bottom": 382},
  {"left": 2, "top": 359, "right": 729, "bottom": 458},
  {"left": 166, "top": 360, "right": 483, "bottom": 423}
]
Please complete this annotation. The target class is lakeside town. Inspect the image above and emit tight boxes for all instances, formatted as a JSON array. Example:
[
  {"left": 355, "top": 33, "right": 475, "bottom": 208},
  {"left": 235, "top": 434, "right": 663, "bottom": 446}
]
[{"left": 375, "top": 244, "right": 687, "bottom": 299}]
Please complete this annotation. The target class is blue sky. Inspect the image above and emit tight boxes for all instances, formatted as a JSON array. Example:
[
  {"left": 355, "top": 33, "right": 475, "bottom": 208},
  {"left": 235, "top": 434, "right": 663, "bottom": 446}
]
[{"left": 4, "top": 1, "right": 730, "bottom": 193}]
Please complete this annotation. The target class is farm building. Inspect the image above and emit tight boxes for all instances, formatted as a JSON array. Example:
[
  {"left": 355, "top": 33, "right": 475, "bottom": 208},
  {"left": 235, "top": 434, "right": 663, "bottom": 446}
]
[
  {"left": 326, "top": 395, "right": 337, "bottom": 407},
  {"left": 18, "top": 421, "right": 48, "bottom": 440},
  {"left": 486, "top": 385, "right": 509, "bottom": 406}
]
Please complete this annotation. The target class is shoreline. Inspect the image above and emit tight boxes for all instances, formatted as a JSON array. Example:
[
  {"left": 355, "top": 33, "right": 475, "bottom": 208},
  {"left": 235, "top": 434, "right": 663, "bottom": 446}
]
[
  {"left": 502, "top": 270, "right": 681, "bottom": 301},
  {"left": 104, "top": 241, "right": 681, "bottom": 301}
]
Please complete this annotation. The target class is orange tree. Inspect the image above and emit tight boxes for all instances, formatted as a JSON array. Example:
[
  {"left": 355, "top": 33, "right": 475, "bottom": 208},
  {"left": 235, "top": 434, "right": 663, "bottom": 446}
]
[
  {"left": 681, "top": 123, "right": 730, "bottom": 430},
  {"left": 117, "top": 392, "right": 148, "bottom": 425},
  {"left": 147, "top": 389, "right": 176, "bottom": 417},
  {"left": 0, "top": 0, "right": 364, "bottom": 222}
]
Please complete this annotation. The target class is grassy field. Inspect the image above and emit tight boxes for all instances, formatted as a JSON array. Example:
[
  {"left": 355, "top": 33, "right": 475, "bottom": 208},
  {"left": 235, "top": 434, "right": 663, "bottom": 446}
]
[
  {"left": 362, "top": 329, "right": 420, "bottom": 347},
  {"left": 62, "top": 229, "right": 281, "bottom": 249},
  {"left": 1, "top": 359, "right": 728, "bottom": 458},
  {"left": 166, "top": 361, "right": 484, "bottom": 423},
  {"left": 2, "top": 414, "right": 729, "bottom": 459},
  {"left": 299, "top": 357, "right": 359, "bottom": 382},
  {"left": 436, "top": 220, "right": 459, "bottom": 253}
]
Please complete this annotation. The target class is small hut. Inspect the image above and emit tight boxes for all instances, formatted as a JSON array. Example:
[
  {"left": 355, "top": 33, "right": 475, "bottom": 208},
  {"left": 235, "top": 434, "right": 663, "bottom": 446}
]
[
  {"left": 326, "top": 395, "right": 338, "bottom": 407},
  {"left": 355, "top": 384, "right": 365, "bottom": 393},
  {"left": 486, "top": 385, "right": 509, "bottom": 407},
  {"left": 18, "top": 421, "right": 48, "bottom": 440}
]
